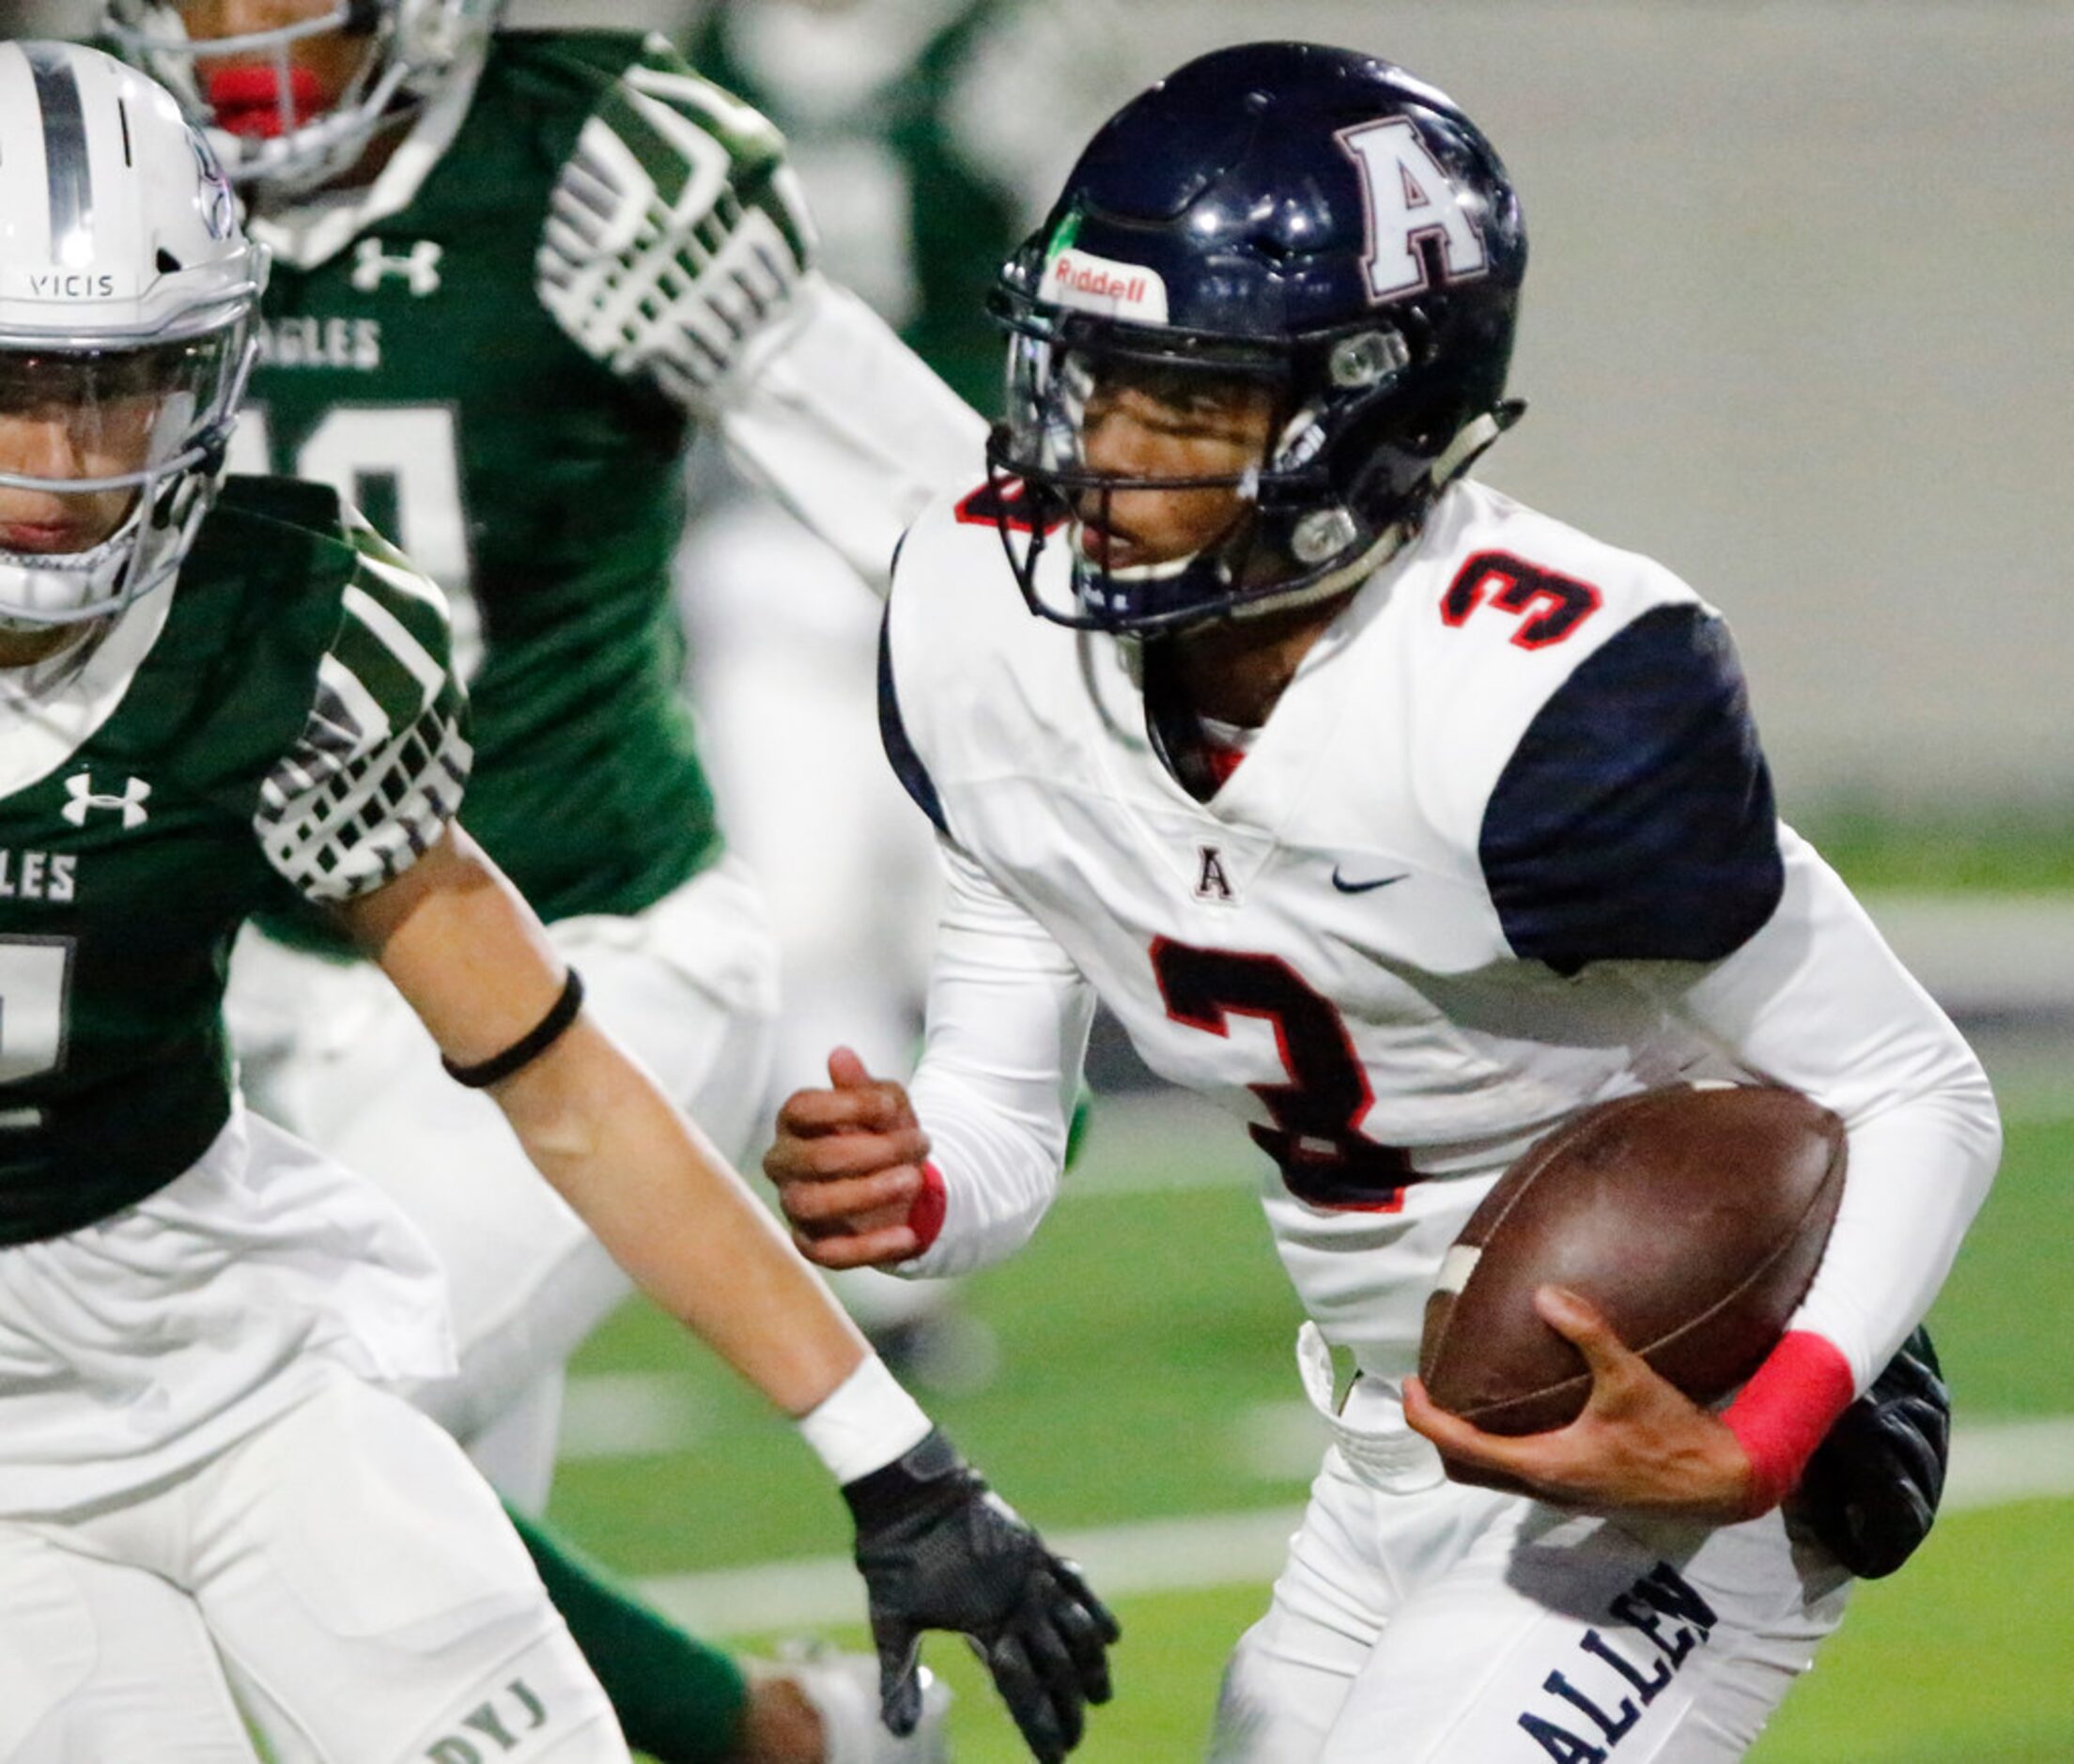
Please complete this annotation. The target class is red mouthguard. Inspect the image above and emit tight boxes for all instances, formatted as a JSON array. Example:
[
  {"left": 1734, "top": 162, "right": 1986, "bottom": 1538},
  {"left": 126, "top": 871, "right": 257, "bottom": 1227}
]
[{"left": 206, "top": 64, "right": 326, "bottom": 139}]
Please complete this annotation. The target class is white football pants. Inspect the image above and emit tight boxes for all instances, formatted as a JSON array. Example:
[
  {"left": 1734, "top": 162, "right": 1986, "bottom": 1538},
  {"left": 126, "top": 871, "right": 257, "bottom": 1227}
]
[
  {"left": 225, "top": 855, "right": 781, "bottom": 1509},
  {"left": 1212, "top": 1376, "right": 1851, "bottom": 1763},
  {"left": 0, "top": 1372, "right": 625, "bottom": 1762}
]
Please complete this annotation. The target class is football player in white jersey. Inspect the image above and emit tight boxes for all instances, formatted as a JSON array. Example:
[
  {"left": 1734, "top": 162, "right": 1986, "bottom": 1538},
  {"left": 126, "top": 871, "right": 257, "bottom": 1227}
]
[
  {"left": 765, "top": 41, "right": 2001, "bottom": 1762},
  {"left": 0, "top": 42, "right": 1110, "bottom": 1764}
]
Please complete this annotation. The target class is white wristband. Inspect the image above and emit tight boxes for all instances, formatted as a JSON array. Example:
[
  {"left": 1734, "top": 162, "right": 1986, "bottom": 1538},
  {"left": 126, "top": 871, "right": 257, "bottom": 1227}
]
[{"left": 797, "top": 1354, "right": 935, "bottom": 1486}]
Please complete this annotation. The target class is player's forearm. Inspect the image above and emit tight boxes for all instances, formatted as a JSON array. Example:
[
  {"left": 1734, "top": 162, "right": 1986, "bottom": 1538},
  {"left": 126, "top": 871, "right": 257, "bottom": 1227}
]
[
  {"left": 1664, "top": 833, "right": 2001, "bottom": 1387},
  {"left": 496, "top": 1017, "right": 874, "bottom": 1416},
  {"left": 1789, "top": 1075, "right": 1999, "bottom": 1380},
  {"left": 903, "top": 1068, "right": 1074, "bottom": 1277},
  {"left": 1715, "top": 1066, "right": 1995, "bottom": 1510},
  {"left": 1643, "top": 832, "right": 1997, "bottom": 1508},
  {"left": 896, "top": 860, "right": 1096, "bottom": 1275},
  {"left": 711, "top": 275, "right": 988, "bottom": 593},
  {"left": 1716, "top": 1066, "right": 1994, "bottom": 1507},
  {"left": 361, "top": 835, "right": 938, "bottom": 1480}
]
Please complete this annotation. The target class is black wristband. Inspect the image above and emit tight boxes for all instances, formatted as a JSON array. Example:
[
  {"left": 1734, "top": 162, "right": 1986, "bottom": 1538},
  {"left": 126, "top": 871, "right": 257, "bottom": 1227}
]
[{"left": 441, "top": 967, "right": 586, "bottom": 1089}]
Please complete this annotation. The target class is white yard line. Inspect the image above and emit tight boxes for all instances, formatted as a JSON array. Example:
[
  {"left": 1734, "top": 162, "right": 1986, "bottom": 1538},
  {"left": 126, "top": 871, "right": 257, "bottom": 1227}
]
[
  {"left": 1857, "top": 894, "right": 2074, "bottom": 1021},
  {"left": 1942, "top": 1416, "right": 2074, "bottom": 1509},
  {"left": 636, "top": 1507, "right": 1308, "bottom": 1639},
  {"left": 627, "top": 1416, "right": 2074, "bottom": 1637}
]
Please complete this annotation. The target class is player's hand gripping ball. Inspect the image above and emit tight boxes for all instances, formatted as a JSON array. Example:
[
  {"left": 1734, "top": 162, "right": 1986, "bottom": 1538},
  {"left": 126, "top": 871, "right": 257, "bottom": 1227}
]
[{"left": 1418, "top": 1083, "right": 1846, "bottom": 1435}]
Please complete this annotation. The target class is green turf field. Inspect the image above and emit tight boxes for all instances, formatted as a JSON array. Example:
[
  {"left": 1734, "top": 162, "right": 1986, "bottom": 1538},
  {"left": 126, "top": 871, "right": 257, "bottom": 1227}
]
[
  {"left": 549, "top": 1098, "right": 2074, "bottom": 1762},
  {"left": 1801, "top": 814, "right": 2074, "bottom": 896}
]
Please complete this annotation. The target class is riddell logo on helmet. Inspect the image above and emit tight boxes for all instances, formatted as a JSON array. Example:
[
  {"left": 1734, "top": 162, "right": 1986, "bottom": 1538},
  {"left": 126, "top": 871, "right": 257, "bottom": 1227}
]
[{"left": 1040, "top": 250, "right": 1169, "bottom": 324}]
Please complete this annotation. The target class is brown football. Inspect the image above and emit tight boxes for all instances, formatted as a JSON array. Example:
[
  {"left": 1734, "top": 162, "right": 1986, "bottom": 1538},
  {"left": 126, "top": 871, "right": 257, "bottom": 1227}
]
[{"left": 1417, "top": 1083, "right": 1846, "bottom": 1436}]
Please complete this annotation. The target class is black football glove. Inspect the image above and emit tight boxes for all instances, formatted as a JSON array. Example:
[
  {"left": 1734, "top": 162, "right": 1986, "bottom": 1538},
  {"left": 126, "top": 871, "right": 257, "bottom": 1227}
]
[
  {"left": 843, "top": 1429, "right": 1120, "bottom": 1761},
  {"left": 1794, "top": 1325, "right": 1949, "bottom": 1579}
]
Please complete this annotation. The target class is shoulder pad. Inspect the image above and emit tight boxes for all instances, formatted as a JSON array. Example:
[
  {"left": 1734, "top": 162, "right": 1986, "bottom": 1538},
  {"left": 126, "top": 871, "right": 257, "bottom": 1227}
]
[
  {"left": 1480, "top": 599, "right": 1783, "bottom": 971},
  {"left": 498, "top": 29, "right": 660, "bottom": 104},
  {"left": 1386, "top": 485, "right": 1707, "bottom": 852},
  {"left": 210, "top": 472, "right": 350, "bottom": 540},
  {"left": 894, "top": 482, "right": 1056, "bottom": 616},
  {"left": 879, "top": 485, "right": 1054, "bottom": 844}
]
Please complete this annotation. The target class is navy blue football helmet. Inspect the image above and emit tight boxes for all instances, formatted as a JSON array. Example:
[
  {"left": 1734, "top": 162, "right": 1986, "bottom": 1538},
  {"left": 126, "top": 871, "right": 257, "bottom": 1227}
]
[{"left": 987, "top": 42, "right": 1527, "bottom": 634}]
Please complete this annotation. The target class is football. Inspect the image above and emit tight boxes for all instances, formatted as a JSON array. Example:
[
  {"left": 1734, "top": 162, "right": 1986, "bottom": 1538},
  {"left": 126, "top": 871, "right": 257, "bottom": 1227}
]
[{"left": 1417, "top": 1083, "right": 1847, "bottom": 1435}]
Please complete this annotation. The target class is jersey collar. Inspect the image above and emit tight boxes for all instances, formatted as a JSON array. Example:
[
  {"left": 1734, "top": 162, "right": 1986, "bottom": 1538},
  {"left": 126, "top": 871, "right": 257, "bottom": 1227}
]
[{"left": 0, "top": 584, "right": 178, "bottom": 798}]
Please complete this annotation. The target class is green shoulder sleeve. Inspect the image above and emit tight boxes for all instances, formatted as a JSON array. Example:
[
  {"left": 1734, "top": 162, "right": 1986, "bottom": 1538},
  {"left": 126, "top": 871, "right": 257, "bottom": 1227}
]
[
  {"left": 533, "top": 31, "right": 810, "bottom": 402},
  {"left": 253, "top": 506, "right": 473, "bottom": 904}
]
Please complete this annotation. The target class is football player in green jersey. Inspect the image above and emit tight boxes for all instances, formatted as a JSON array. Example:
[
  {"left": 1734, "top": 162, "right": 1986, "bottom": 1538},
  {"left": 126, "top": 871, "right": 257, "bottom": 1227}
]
[
  {"left": 87, "top": 1, "right": 1003, "bottom": 1759},
  {"left": 0, "top": 39, "right": 1111, "bottom": 1764}
]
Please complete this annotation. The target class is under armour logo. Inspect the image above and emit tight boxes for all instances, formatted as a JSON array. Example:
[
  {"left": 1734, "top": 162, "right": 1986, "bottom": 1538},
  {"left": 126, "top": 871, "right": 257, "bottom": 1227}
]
[
  {"left": 351, "top": 237, "right": 443, "bottom": 297},
  {"left": 1195, "top": 844, "right": 1235, "bottom": 904},
  {"left": 61, "top": 772, "right": 150, "bottom": 829}
]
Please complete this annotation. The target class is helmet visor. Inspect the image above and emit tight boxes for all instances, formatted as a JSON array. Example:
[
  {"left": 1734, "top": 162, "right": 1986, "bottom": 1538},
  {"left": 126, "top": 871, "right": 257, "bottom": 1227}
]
[
  {"left": 0, "top": 332, "right": 246, "bottom": 550},
  {"left": 991, "top": 312, "right": 1420, "bottom": 633},
  {"left": 996, "top": 331, "right": 1313, "bottom": 628},
  {"left": 1000, "top": 332, "right": 1288, "bottom": 495}
]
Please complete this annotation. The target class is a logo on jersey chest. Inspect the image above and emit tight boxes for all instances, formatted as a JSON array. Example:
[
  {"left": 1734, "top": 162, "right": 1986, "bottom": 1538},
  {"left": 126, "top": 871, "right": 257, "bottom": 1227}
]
[
  {"left": 351, "top": 237, "right": 443, "bottom": 297},
  {"left": 61, "top": 772, "right": 149, "bottom": 830},
  {"left": 1195, "top": 844, "right": 1237, "bottom": 905},
  {"left": 1330, "top": 862, "right": 1410, "bottom": 894}
]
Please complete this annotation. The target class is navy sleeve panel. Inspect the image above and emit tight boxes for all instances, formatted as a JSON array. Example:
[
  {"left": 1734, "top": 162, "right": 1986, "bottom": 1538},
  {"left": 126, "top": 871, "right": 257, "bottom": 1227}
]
[
  {"left": 1480, "top": 602, "right": 1784, "bottom": 974},
  {"left": 877, "top": 606, "right": 951, "bottom": 838}
]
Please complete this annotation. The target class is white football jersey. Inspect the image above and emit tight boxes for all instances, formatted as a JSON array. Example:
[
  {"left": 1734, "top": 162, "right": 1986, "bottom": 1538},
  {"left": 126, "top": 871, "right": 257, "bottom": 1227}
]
[{"left": 882, "top": 476, "right": 1997, "bottom": 1387}]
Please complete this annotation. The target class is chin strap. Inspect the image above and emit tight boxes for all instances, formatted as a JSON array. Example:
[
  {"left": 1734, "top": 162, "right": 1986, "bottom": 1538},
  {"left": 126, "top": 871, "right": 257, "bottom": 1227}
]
[
  {"left": 0, "top": 622, "right": 104, "bottom": 698},
  {"left": 1430, "top": 399, "right": 1527, "bottom": 492},
  {"left": 1215, "top": 399, "right": 1527, "bottom": 627},
  {"left": 0, "top": 514, "right": 142, "bottom": 630}
]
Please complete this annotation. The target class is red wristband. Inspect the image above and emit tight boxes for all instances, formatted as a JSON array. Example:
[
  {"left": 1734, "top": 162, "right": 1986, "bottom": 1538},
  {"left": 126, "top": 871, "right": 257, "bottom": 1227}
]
[
  {"left": 906, "top": 1161, "right": 947, "bottom": 1255},
  {"left": 1722, "top": 1330, "right": 1857, "bottom": 1515}
]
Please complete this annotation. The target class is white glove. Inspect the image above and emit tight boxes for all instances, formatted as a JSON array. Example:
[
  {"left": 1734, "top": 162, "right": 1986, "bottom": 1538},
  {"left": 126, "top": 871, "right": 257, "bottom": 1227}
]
[{"left": 536, "top": 58, "right": 816, "bottom": 409}]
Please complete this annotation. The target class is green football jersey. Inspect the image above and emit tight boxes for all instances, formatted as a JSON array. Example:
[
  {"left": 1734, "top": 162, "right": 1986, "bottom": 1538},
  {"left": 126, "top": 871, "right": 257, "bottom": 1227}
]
[
  {"left": 234, "top": 33, "right": 723, "bottom": 949},
  {"left": 0, "top": 478, "right": 468, "bottom": 1246}
]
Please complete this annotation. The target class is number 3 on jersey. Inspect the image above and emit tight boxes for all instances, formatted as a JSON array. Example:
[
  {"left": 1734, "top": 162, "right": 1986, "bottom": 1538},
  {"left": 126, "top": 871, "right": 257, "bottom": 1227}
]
[
  {"left": 1440, "top": 549, "right": 1601, "bottom": 648},
  {"left": 1151, "top": 937, "right": 1416, "bottom": 1212}
]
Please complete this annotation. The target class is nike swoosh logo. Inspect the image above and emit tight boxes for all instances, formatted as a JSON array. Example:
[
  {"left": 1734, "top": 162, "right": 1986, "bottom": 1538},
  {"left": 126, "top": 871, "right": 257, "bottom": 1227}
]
[{"left": 1331, "top": 866, "right": 1410, "bottom": 894}]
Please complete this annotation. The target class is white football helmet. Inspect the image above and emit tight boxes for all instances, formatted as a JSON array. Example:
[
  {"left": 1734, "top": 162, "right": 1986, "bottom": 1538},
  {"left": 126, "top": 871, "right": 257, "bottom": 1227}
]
[
  {"left": 103, "top": 0, "right": 503, "bottom": 196},
  {"left": 0, "top": 41, "right": 268, "bottom": 630}
]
